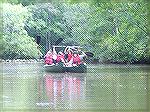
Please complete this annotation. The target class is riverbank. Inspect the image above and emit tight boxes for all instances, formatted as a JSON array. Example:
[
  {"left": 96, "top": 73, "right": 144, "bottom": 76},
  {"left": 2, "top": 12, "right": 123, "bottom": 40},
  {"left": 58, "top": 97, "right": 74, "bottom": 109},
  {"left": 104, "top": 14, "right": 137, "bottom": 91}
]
[
  {"left": 1, "top": 58, "right": 150, "bottom": 65},
  {"left": 86, "top": 58, "right": 150, "bottom": 65},
  {"left": 0, "top": 59, "right": 44, "bottom": 63}
]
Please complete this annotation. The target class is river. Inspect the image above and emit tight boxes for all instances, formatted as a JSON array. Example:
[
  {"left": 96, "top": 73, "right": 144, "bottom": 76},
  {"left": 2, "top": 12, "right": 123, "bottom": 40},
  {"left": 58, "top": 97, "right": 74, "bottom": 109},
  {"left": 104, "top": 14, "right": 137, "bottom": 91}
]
[{"left": 1, "top": 62, "right": 150, "bottom": 112}]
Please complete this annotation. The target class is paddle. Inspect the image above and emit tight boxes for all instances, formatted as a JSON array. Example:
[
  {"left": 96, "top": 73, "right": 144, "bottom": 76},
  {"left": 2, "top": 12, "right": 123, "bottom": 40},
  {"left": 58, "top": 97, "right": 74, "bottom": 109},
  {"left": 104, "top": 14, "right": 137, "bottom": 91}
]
[
  {"left": 85, "top": 52, "right": 94, "bottom": 57},
  {"left": 36, "top": 36, "right": 41, "bottom": 45},
  {"left": 55, "top": 38, "right": 63, "bottom": 45},
  {"left": 69, "top": 46, "right": 94, "bottom": 57}
]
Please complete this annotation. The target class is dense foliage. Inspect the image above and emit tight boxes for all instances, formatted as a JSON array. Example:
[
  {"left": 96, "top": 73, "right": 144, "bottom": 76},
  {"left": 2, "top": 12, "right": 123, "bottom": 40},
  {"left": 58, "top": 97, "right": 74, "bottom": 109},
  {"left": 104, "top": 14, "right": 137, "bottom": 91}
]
[
  {"left": 2, "top": 3, "right": 39, "bottom": 59},
  {"left": 1, "top": 0, "right": 150, "bottom": 63}
]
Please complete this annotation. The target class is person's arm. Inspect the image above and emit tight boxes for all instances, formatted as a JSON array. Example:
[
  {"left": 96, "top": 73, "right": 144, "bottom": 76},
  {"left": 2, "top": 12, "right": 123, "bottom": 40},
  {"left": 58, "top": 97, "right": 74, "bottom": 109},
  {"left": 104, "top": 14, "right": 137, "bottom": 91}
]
[
  {"left": 64, "top": 46, "right": 69, "bottom": 53},
  {"left": 52, "top": 47, "right": 57, "bottom": 61},
  {"left": 52, "top": 47, "right": 57, "bottom": 55}
]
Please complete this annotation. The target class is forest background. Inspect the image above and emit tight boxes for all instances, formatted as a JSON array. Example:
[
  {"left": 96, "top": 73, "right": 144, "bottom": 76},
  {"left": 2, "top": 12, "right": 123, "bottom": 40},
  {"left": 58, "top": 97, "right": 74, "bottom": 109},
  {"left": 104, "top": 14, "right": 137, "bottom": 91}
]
[{"left": 0, "top": 0, "right": 150, "bottom": 64}]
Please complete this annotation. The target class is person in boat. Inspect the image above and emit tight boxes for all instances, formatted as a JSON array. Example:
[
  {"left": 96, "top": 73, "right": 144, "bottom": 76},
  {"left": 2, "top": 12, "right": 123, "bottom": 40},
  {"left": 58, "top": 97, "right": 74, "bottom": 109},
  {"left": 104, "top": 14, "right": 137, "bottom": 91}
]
[
  {"left": 65, "top": 51, "right": 81, "bottom": 66},
  {"left": 68, "top": 46, "right": 87, "bottom": 61},
  {"left": 72, "top": 52, "right": 81, "bottom": 66},
  {"left": 44, "top": 47, "right": 59, "bottom": 65},
  {"left": 71, "top": 47, "right": 87, "bottom": 61},
  {"left": 66, "top": 49, "right": 73, "bottom": 62},
  {"left": 56, "top": 51, "right": 65, "bottom": 63},
  {"left": 77, "top": 49, "right": 87, "bottom": 61},
  {"left": 44, "top": 50, "right": 53, "bottom": 65},
  {"left": 52, "top": 46, "right": 57, "bottom": 64},
  {"left": 64, "top": 47, "right": 73, "bottom": 63}
]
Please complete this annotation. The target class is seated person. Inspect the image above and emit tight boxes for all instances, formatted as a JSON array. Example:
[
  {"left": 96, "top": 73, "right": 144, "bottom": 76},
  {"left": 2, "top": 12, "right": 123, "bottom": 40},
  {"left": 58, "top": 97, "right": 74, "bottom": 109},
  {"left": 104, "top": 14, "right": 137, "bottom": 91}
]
[
  {"left": 64, "top": 47, "right": 73, "bottom": 62},
  {"left": 56, "top": 51, "right": 65, "bottom": 63},
  {"left": 52, "top": 46, "right": 57, "bottom": 64},
  {"left": 44, "top": 50, "right": 53, "bottom": 65},
  {"left": 76, "top": 47, "right": 87, "bottom": 61},
  {"left": 66, "top": 52, "right": 81, "bottom": 66},
  {"left": 66, "top": 49, "right": 73, "bottom": 62}
]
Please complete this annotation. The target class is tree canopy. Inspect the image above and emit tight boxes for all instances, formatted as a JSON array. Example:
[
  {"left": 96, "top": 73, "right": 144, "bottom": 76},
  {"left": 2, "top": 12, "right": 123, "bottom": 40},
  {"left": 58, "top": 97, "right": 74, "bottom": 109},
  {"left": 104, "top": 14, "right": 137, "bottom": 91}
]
[
  {"left": 2, "top": 3, "right": 39, "bottom": 59},
  {"left": 1, "top": 0, "right": 150, "bottom": 63}
]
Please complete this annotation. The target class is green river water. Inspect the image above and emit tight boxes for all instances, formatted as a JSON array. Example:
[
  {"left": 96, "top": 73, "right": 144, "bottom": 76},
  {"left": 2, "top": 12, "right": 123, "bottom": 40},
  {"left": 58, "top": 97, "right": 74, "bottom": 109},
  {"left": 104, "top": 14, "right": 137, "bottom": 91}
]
[{"left": 0, "top": 62, "right": 150, "bottom": 112}]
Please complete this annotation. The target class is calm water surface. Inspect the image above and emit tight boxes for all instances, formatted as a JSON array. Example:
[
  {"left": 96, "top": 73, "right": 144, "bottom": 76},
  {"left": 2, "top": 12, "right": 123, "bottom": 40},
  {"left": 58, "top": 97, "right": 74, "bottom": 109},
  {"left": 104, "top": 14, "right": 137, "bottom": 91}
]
[{"left": 1, "top": 62, "right": 150, "bottom": 112}]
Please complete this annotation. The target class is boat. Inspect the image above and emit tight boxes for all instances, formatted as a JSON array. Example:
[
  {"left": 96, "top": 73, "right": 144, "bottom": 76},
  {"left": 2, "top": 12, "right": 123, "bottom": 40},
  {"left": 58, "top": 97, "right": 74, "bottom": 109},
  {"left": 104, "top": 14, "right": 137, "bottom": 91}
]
[
  {"left": 44, "top": 62, "right": 64, "bottom": 73},
  {"left": 44, "top": 63, "right": 87, "bottom": 73},
  {"left": 44, "top": 45, "right": 88, "bottom": 73},
  {"left": 65, "top": 63, "right": 87, "bottom": 73}
]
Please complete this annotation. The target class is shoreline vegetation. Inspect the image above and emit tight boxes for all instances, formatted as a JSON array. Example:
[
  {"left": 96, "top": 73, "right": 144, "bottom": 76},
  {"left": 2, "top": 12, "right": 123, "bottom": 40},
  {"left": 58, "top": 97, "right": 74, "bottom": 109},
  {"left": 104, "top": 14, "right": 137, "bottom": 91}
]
[
  {"left": 0, "top": 59, "right": 44, "bottom": 63},
  {"left": 1, "top": 0, "right": 150, "bottom": 64},
  {"left": 1, "top": 58, "right": 150, "bottom": 65}
]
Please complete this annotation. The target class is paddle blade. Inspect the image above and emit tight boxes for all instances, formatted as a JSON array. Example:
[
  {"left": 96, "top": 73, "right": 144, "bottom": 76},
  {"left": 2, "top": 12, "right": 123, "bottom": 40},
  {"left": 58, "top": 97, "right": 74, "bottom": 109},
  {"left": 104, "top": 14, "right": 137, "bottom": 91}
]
[
  {"left": 85, "top": 52, "right": 94, "bottom": 57},
  {"left": 36, "top": 36, "right": 41, "bottom": 45},
  {"left": 55, "top": 38, "right": 63, "bottom": 45}
]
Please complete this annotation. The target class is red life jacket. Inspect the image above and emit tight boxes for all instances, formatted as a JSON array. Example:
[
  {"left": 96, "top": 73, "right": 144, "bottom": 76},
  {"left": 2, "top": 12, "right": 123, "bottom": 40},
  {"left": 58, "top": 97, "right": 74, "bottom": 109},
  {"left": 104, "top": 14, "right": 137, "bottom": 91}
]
[
  {"left": 56, "top": 54, "right": 64, "bottom": 63},
  {"left": 68, "top": 53, "right": 73, "bottom": 61},
  {"left": 45, "top": 54, "right": 53, "bottom": 64},
  {"left": 56, "top": 55, "right": 61, "bottom": 62},
  {"left": 73, "top": 55, "right": 81, "bottom": 65}
]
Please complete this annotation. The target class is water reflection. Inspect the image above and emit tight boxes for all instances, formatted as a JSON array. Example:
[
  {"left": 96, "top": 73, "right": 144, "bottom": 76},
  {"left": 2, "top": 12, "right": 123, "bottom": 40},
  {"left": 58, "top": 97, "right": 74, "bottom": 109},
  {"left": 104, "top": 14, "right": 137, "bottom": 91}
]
[
  {"left": 1, "top": 63, "right": 150, "bottom": 112},
  {"left": 37, "top": 73, "right": 86, "bottom": 109}
]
